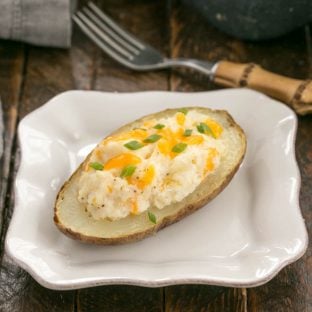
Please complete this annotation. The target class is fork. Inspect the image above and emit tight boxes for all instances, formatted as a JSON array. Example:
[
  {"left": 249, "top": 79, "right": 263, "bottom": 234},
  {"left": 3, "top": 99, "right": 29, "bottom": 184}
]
[{"left": 73, "top": 2, "right": 312, "bottom": 115}]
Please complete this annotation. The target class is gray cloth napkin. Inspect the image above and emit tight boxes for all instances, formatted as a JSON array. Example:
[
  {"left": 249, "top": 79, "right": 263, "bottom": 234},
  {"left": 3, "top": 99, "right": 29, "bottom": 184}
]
[
  {"left": 0, "top": 99, "right": 3, "bottom": 159},
  {"left": 0, "top": 0, "right": 76, "bottom": 48}
]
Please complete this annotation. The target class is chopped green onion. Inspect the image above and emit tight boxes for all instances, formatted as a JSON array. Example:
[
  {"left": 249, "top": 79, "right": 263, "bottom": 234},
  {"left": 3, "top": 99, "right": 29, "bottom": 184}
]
[
  {"left": 154, "top": 123, "right": 165, "bottom": 129},
  {"left": 148, "top": 211, "right": 157, "bottom": 224},
  {"left": 172, "top": 142, "right": 187, "bottom": 153},
  {"left": 183, "top": 129, "right": 192, "bottom": 137},
  {"left": 196, "top": 122, "right": 208, "bottom": 134},
  {"left": 124, "top": 140, "right": 144, "bottom": 150},
  {"left": 197, "top": 122, "right": 216, "bottom": 138},
  {"left": 89, "top": 162, "right": 104, "bottom": 170},
  {"left": 177, "top": 108, "right": 188, "bottom": 115},
  {"left": 120, "top": 165, "right": 136, "bottom": 178},
  {"left": 143, "top": 134, "right": 162, "bottom": 143}
]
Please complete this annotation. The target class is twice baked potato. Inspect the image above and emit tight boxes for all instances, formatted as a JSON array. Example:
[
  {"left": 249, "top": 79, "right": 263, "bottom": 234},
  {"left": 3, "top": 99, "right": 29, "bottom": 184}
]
[{"left": 54, "top": 107, "right": 246, "bottom": 244}]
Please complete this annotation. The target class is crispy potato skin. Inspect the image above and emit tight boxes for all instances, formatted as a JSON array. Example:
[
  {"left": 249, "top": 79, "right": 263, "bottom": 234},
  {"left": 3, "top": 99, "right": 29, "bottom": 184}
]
[{"left": 54, "top": 107, "right": 246, "bottom": 245}]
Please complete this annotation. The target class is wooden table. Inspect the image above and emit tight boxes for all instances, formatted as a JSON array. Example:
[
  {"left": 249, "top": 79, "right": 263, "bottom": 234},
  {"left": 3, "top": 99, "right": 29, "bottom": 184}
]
[{"left": 0, "top": 1, "right": 311, "bottom": 311}]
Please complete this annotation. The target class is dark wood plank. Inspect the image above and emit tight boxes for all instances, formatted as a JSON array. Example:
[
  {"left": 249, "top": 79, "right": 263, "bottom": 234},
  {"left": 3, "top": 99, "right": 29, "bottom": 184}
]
[
  {"left": 78, "top": 286, "right": 163, "bottom": 312},
  {"left": 20, "top": 30, "right": 97, "bottom": 119},
  {"left": 0, "top": 26, "right": 97, "bottom": 311},
  {"left": 0, "top": 41, "right": 24, "bottom": 244},
  {"left": 93, "top": 0, "right": 169, "bottom": 92},
  {"left": 165, "top": 286, "right": 246, "bottom": 312},
  {"left": 0, "top": 41, "right": 26, "bottom": 311},
  {"left": 77, "top": 0, "right": 169, "bottom": 311}
]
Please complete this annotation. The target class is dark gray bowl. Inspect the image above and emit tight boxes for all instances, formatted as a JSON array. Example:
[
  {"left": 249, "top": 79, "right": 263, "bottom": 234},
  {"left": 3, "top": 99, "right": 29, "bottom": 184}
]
[{"left": 182, "top": 0, "right": 312, "bottom": 40}]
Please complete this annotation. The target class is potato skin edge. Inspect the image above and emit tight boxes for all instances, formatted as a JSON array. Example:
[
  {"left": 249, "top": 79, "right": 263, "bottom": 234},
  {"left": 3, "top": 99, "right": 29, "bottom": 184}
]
[{"left": 54, "top": 107, "right": 246, "bottom": 245}]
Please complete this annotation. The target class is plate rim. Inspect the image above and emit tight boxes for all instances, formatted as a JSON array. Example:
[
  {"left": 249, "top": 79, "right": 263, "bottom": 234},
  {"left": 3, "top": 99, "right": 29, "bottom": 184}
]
[{"left": 5, "top": 88, "right": 308, "bottom": 290}]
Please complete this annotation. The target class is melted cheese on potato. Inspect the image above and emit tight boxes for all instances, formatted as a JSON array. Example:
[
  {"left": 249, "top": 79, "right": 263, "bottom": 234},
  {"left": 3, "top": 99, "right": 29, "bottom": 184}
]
[{"left": 78, "top": 110, "right": 224, "bottom": 221}]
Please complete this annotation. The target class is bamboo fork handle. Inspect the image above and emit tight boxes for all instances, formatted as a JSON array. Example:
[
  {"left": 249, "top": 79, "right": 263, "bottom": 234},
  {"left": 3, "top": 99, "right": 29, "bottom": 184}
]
[{"left": 213, "top": 61, "right": 312, "bottom": 115}]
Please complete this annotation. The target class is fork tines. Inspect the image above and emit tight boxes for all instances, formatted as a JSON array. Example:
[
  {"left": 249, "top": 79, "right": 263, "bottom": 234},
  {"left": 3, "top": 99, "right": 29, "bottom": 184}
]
[{"left": 73, "top": 2, "right": 145, "bottom": 62}]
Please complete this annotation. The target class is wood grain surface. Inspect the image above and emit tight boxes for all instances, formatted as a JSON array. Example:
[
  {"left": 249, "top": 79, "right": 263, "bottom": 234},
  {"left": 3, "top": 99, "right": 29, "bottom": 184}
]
[{"left": 0, "top": 0, "right": 311, "bottom": 311}]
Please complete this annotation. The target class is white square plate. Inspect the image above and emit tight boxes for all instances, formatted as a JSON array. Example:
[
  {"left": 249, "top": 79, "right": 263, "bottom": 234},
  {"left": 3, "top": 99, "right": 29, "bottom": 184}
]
[{"left": 5, "top": 89, "right": 308, "bottom": 289}]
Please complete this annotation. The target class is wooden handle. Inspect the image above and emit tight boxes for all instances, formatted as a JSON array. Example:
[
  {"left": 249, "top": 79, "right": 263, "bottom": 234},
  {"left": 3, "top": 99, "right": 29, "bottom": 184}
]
[{"left": 213, "top": 61, "right": 312, "bottom": 115}]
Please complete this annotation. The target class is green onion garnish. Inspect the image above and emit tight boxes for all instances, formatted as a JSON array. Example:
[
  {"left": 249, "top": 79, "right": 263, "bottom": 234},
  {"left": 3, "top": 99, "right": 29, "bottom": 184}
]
[
  {"left": 120, "top": 165, "right": 136, "bottom": 178},
  {"left": 143, "top": 134, "right": 162, "bottom": 143},
  {"left": 89, "top": 162, "right": 103, "bottom": 170},
  {"left": 154, "top": 123, "right": 165, "bottom": 129},
  {"left": 124, "top": 140, "right": 144, "bottom": 150},
  {"left": 197, "top": 122, "right": 216, "bottom": 138},
  {"left": 183, "top": 129, "right": 192, "bottom": 137},
  {"left": 172, "top": 143, "right": 187, "bottom": 153},
  {"left": 148, "top": 211, "right": 157, "bottom": 224},
  {"left": 177, "top": 108, "right": 188, "bottom": 115}
]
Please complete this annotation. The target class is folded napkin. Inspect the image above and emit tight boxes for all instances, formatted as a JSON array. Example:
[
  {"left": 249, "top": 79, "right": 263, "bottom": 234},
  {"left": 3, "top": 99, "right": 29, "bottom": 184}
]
[
  {"left": 0, "top": 99, "right": 3, "bottom": 159},
  {"left": 0, "top": 0, "right": 76, "bottom": 48}
]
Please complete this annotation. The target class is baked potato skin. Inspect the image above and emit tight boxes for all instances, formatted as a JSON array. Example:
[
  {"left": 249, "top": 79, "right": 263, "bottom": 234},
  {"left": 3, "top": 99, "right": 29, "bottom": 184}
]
[{"left": 54, "top": 107, "right": 246, "bottom": 245}]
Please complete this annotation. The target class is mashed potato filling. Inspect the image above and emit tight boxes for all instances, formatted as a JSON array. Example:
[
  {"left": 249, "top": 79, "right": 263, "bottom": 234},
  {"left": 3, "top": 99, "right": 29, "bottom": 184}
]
[{"left": 78, "top": 110, "right": 224, "bottom": 221}]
